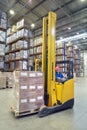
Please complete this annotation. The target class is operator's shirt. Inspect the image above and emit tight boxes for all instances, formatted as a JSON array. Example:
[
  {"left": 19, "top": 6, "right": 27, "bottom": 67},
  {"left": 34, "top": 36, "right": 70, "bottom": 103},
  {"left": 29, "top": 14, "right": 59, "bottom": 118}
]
[{"left": 56, "top": 72, "right": 64, "bottom": 79}]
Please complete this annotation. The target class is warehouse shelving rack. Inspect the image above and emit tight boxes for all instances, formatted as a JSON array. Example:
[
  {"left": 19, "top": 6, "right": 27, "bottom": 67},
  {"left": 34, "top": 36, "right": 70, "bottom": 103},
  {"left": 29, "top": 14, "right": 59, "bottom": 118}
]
[
  {"left": 74, "top": 48, "right": 81, "bottom": 77},
  {"left": 0, "top": 10, "right": 7, "bottom": 71},
  {"left": 5, "top": 24, "right": 33, "bottom": 71},
  {"left": 56, "top": 42, "right": 68, "bottom": 73}
]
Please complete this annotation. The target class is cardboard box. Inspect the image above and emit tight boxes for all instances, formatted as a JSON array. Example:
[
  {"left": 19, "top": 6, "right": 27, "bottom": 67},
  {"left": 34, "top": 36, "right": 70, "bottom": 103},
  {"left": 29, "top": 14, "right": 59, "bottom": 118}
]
[
  {"left": 17, "top": 29, "right": 28, "bottom": 38},
  {"left": 7, "top": 28, "right": 12, "bottom": 36},
  {"left": 0, "top": 31, "right": 5, "bottom": 42},
  {"left": 0, "top": 18, "right": 6, "bottom": 29},
  {"left": 12, "top": 25, "right": 17, "bottom": 33},
  {"left": 15, "top": 61, "right": 28, "bottom": 70},
  {"left": 16, "top": 40, "right": 28, "bottom": 49},
  {"left": 16, "top": 19, "right": 28, "bottom": 29},
  {"left": 0, "top": 61, "right": 4, "bottom": 69},
  {"left": 10, "top": 62, "right": 14, "bottom": 70}
]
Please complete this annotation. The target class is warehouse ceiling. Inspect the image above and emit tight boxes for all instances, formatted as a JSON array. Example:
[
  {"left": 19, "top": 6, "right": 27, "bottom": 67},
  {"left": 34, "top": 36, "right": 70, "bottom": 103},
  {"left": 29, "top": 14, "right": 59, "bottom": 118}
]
[{"left": 0, "top": 0, "right": 87, "bottom": 49}]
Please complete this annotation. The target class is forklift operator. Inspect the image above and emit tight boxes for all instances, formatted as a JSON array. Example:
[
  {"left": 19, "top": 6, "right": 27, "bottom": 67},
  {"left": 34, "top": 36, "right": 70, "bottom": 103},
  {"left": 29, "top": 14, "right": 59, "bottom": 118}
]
[
  {"left": 55, "top": 66, "right": 67, "bottom": 83},
  {"left": 55, "top": 66, "right": 64, "bottom": 78}
]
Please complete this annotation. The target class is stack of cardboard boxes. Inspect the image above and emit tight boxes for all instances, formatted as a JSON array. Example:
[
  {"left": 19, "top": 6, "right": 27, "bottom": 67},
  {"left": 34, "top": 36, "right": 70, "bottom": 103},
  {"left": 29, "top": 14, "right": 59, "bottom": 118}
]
[
  {"left": 0, "top": 72, "right": 14, "bottom": 88},
  {"left": 5, "top": 19, "right": 33, "bottom": 71},
  {"left": 12, "top": 71, "right": 44, "bottom": 112}
]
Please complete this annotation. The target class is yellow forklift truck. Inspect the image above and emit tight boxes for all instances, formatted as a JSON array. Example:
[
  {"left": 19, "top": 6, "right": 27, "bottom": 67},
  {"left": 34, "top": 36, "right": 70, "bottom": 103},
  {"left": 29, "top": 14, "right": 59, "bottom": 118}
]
[{"left": 36, "top": 12, "right": 74, "bottom": 117}]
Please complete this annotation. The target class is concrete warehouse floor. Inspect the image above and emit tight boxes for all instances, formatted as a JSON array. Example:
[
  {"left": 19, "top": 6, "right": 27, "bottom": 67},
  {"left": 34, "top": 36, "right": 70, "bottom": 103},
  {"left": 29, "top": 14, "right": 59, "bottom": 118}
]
[{"left": 0, "top": 77, "right": 87, "bottom": 130}]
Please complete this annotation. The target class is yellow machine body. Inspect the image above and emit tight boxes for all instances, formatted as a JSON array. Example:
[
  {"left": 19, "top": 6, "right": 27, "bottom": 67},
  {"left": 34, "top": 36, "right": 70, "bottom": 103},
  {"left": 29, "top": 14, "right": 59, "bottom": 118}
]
[
  {"left": 38, "top": 11, "right": 74, "bottom": 117},
  {"left": 56, "top": 79, "right": 74, "bottom": 104}
]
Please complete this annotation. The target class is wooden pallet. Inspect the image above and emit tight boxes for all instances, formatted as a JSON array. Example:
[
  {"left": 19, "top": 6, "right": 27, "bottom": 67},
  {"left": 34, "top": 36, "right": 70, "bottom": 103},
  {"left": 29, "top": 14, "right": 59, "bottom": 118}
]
[{"left": 11, "top": 106, "right": 39, "bottom": 117}]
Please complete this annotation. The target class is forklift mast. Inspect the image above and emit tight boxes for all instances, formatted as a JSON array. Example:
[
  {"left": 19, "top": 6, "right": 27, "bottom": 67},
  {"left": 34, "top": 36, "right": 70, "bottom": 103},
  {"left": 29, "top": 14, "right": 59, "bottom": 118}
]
[{"left": 42, "top": 12, "right": 57, "bottom": 106}]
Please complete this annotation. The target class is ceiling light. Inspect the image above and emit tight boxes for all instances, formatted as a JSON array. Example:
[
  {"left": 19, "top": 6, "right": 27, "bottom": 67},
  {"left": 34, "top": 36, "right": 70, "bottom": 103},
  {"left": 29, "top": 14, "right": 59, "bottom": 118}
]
[
  {"left": 31, "top": 23, "right": 35, "bottom": 28},
  {"left": 80, "top": 0, "right": 85, "bottom": 2},
  {"left": 77, "top": 32, "right": 79, "bottom": 35},
  {"left": 9, "top": 10, "right": 15, "bottom": 15},
  {"left": 68, "top": 27, "right": 71, "bottom": 30},
  {"left": 83, "top": 37, "right": 86, "bottom": 40},
  {"left": 60, "top": 37, "right": 63, "bottom": 40}
]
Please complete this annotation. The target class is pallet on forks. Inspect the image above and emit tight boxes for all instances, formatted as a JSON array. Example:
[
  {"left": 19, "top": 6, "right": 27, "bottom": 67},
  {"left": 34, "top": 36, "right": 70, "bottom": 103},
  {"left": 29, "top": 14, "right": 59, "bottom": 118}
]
[{"left": 11, "top": 106, "right": 39, "bottom": 117}]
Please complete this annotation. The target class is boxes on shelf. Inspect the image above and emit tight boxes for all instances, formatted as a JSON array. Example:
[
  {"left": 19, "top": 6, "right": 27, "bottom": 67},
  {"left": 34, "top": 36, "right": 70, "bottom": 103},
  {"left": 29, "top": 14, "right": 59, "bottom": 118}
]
[
  {"left": 67, "top": 52, "right": 73, "bottom": 58},
  {"left": 16, "top": 19, "right": 28, "bottom": 29},
  {"left": 12, "top": 43, "right": 16, "bottom": 51},
  {"left": 10, "top": 62, "right": 14, "bottom": 70},
  {"left": 17, "top": 29, "right": 28, "bottom": 38},
  {"left": 0, "top": 18, "right": 6, "bottom": 29},
  {"left": 16, "top": 50, "right": 28, "bottom": 59},
  {"left": 7, "top": 28, "right": 12, "bottom": 36},
  {"left": 15, "top": 60, "right": 28, "bottom": 70},
  {"left": 74, "top": 60, "right": 80, "bottom": 65},
  {"left": 6, "top": 45, "right": 9, "bottom": 53},
  {"left": 12, "top": 25, "right": 17, "bottom": 33},
  {"left": 29, "top": 48, "right": 33, "bottom": 55},
  {"left": 0, "top": 61, "right": 4, "bottom": 69},
  {"left": 28, "top": 57, "right": 33, "bottom": 66},
  {"left": 30, "top": 39, "right": 33, "bottom": 47},
  {"left": 34, "top": 47, "right": 37, "bottom": 54},
  {"left": 0, "top": 31, "right": 6, "bottom": 42},
  {"left": 34, "top": 37, "right": 42, "bottom": 46},
  {"left": 56, "top": 48, "right": 65, "bottom": 55},
  {"left": 74, "top": 54, "right": 80, "bottom": 59},
  {"left": 12, "top": 71, "right": 44, "bottom": 112},
  {"left": 9, "top": 53, "right": 12, "bottom": 60},
  {"left": 0, "top": 44, "right": 5, "bottom": 56},
  {"left": 16, "top": 40, "right": 28, "bottom": 49},
  {"left": 12, "top": 33, "right": 17, "bottom": 41},
  {"left": 4, "top": 63, "right": 9, "bottom": 71},
  {"left": 5, "top": 54, "right": 9, "bottom": 61},
  {"left": 11, "top": 53, "right": 15, "bottom": 60},
  {"left": 37, "top": 46, "right": 42, "bottom": 53},
  {"left": 0, "top": 10, "right": 6, "bottom": 19},
  {"left": 57, "top": 43, "right": 65, "bottom": 48},
  {"left": 56, "top": 55, "right": 67, "bottom": 61}
]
